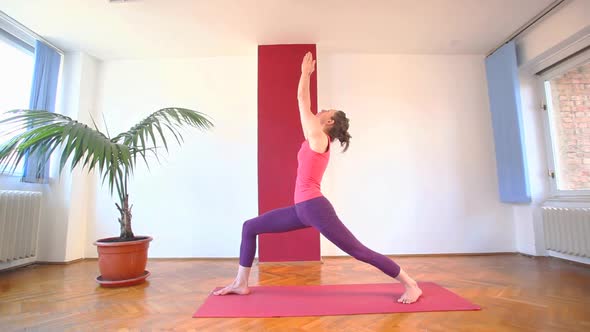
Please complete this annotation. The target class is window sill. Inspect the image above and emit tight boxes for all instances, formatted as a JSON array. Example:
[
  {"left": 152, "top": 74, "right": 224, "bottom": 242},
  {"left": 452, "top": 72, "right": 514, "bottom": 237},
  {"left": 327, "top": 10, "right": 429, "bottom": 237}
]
[
  {"left": 545, "top": 195, "right": 590, "bottom": 203},
  {"left": 0, "top": 173, "right": 23, "bottom": 178},
  {"left": 543, "top": 196, "right": 590, "bottom": 208},
  {"left": 0, "top": 173, "right": 51, "bottom": 187}
]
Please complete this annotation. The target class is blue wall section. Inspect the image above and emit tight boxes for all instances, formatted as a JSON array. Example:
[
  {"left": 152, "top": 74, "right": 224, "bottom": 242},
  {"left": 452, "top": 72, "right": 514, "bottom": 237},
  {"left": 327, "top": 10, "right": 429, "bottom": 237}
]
[{"left": 485, "top": 41, "right": 531, "bottom": 203}]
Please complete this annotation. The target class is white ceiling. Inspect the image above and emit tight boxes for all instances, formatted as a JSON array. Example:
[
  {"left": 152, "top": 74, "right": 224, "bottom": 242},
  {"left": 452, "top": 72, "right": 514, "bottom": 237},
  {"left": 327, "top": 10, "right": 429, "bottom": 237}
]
[{"left": 0, "top": 0, "right": 554, "bottom": 60}]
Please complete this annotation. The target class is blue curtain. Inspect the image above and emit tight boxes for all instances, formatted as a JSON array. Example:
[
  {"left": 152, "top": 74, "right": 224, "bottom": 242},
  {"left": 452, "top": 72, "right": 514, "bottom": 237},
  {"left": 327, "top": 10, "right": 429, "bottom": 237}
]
[
  {"left": 22, "top": 40, "right": 61, "bottom": 183},
  {"left": 485, "top": 41, "right": 531, "bottom": 203}
]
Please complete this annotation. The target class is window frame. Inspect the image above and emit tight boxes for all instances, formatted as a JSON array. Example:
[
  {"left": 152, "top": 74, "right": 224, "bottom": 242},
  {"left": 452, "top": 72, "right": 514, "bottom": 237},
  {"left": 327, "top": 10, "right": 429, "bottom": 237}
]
[
  {"left": 0, "top": 28, "right": 35, "bottom": 177},
  {"left": 539, "top": 48, "right": 590, "bottom": 198},
  {"left": 0, "top": 27, "right": 34, "bottom": 54}
]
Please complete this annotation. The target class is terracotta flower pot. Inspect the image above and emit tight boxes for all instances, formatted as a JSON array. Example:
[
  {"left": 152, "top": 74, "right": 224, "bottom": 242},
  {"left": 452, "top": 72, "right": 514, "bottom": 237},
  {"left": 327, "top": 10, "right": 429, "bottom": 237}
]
[{"left": 93, "top": 236, "right": 153, "bottom": 287}]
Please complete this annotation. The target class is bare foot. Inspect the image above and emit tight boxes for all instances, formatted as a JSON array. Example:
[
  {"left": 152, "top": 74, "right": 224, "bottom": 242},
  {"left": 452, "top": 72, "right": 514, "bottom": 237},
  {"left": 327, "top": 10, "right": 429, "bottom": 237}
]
[
  {"left": 397, "top": 283, "right": 422, "bottom": 304},
  {"left": 212, "top": 282, "right": 251, "bottom": 296}
]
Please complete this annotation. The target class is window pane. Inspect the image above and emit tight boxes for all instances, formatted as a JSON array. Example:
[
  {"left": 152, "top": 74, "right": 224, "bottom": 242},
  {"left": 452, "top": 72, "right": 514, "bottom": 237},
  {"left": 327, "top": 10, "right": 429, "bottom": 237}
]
[
  {"left": 546, "top": 61, "right": 590, "bottom": 190},
  {"left": 0, "top": 37, "right": 33, "bottom": 175}
]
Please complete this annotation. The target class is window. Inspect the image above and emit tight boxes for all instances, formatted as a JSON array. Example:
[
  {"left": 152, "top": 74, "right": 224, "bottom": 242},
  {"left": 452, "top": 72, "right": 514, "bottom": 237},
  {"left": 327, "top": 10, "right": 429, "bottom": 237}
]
[
  {"left": 541, "top": 49, "right": 590, "bottom": 195},
  {"left": 0, "top": 29, "right": 34, "bottom": 176}
]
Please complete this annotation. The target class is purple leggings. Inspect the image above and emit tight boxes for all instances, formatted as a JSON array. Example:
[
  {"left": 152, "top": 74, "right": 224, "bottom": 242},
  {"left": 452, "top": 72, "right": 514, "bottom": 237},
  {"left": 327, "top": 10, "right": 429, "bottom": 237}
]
[{"left": 240, "top": 196, "right": 401, "bottom": 278}]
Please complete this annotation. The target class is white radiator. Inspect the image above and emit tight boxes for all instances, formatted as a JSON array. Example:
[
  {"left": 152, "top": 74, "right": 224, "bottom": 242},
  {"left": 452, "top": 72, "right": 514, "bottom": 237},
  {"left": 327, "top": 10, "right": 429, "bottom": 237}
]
[
  {"left": 0, "top": 190, "right": 42, "bottom": 262},
  {"left": 542, "top": 207, "right": 590, "bottom": 258}
]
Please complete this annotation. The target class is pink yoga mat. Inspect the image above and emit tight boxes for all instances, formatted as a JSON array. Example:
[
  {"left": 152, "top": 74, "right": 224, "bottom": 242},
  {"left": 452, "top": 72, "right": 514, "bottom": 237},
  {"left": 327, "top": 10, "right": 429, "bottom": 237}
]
[{"left": 194, "top": 282, "right": 480, "bottom": 318}]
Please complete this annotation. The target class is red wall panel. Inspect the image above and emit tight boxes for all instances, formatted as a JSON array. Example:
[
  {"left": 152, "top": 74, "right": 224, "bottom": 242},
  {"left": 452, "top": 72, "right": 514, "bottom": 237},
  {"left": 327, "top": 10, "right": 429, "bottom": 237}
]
[{"left": 258, "top": 44, "right": 321, "bottom": 263}]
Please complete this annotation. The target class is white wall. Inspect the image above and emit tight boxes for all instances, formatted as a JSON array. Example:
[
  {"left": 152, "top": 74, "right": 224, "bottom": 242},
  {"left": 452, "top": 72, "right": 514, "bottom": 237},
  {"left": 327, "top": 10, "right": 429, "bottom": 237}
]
[
  {"left": 76, "top": 0, "right": 589, "bottom": 260},
  {"left": 62, "top": 52, "right": 100, "bottom": 261},
  {"left": 88, "top": 52, "right": 516, "bottom": 259},
  {"left": 0, "top": 51, "right": 99, "bottom": 267},
  {"left": 512, "top": 71, "right": 550, "bottom": 255},
  {"left": 3, "top": 50, "right": 551, "bottom": 262},
  {"left": 514, "top": 0, "right": 590, "bottom": 255},
  {"left": 87, "top": 55, "right": 258, "bottom": 258},
  {"left": 317, "top": 53, "right": 516, "bottom": 255}
]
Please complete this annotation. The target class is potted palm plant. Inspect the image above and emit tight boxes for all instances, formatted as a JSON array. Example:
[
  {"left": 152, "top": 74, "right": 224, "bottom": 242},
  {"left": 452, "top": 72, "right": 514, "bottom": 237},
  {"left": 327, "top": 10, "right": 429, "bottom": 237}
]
[{"left": 0, "top": 108, "right": 213, "bottom": 287}]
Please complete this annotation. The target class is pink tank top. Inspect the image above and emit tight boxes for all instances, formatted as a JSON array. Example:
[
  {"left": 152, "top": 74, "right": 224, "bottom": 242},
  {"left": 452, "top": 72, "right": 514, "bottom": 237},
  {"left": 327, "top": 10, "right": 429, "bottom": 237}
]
[{"left": 294, "top": 137, "right": 330, "bottom": 204}]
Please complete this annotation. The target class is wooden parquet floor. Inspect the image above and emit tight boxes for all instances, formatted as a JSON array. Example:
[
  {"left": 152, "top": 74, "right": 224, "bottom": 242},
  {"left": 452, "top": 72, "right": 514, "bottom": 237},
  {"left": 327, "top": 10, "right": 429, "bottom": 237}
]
[{"left": 0, "top": 254, "right": 589, "bottom": 331}]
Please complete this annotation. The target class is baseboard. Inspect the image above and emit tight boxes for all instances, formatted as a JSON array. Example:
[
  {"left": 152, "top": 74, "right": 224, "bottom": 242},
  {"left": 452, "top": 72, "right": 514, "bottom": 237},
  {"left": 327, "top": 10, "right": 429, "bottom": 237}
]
[
  {"left": 257, "top": 259, "right": 324, "bottom": 265},
  {"left": 0, "top": 256, "right": 37, "bottom": 272},
  {"left": 82, "top": 257, "right": 243, "bottom": 262},
  {"left": 144, "top": 252, "right": 519, "bottom": 263},
  {"left": 10, "top": 253, "right": 584, "bottom": 272},
  {"left": 546, "top": 250, "right": 590, "bottom": 267},
  {"left": 377, "top": 252, "right": 518, "bottom": 258},
  {"left": 1, "top": 257, "right": 88, "bottom": 272},
  {"left": 517, "top": 252, "right": 537, "bottom": 258},
  {"left": 36, "top": 258, "right": 86, "bottom": 265},
  {"left": 145, "top": 257, "right": 237, "bottom": 261}
]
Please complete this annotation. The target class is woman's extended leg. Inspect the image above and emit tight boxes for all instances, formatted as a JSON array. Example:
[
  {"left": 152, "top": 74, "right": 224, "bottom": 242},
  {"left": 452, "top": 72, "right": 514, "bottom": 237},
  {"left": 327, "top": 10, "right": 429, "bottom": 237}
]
[
  {"left": 213, "top": 205, "right": 308, "bottom": 295},
  {"left": 296, "top": 196, "right": 422, "bottom": 303}
]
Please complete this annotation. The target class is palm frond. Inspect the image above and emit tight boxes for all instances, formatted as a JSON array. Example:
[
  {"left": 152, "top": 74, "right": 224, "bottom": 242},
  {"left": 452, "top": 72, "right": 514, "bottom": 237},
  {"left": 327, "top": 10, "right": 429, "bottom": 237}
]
[
  {"left": 1, "top": 107, "right": 214, "bottom": 196},
  {"left": 111, "top": 107, "right": 214, "bottom": 168},
  {"left": 0, "top": 109, "right": 134, "bottom": 194}
]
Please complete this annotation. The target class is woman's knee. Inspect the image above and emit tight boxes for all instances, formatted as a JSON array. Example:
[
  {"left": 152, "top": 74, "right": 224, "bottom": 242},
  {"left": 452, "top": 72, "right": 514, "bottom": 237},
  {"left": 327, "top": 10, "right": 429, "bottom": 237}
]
[{"left": 242, "top": 219, "right": 257, "bottom": 236}]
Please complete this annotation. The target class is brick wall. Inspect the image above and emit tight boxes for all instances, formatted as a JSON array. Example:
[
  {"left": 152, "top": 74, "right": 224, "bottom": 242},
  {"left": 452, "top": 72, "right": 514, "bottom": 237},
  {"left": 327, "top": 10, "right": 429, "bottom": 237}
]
[{"left": 550, "top": 62, "right": 590, "bottom": 190}]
